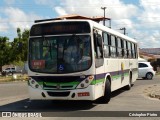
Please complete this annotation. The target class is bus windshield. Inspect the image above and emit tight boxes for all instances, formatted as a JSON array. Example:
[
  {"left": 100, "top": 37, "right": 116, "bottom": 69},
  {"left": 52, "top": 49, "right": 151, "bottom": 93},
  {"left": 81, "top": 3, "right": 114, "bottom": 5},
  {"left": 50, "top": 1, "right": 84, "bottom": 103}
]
[{"left": 29, "top": 35, "right": 92, "bottom": 73}]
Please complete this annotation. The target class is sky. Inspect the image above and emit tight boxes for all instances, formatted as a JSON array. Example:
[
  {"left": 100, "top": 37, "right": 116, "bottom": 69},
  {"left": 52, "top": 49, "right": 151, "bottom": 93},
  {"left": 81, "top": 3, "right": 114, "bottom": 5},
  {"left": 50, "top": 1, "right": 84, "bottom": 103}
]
[{"left": 0, "top": 0, "right": 160, "bottom": 48}]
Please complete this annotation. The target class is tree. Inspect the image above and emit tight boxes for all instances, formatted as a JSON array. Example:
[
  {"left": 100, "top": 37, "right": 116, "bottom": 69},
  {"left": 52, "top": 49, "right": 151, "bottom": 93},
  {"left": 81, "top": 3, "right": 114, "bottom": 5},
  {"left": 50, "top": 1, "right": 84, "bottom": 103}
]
[
  {"left": 0, "top": 37, "right": 10, "bottom": 72},
  {"left": 0, "top": 28, "right": 29, "bottom": 72},
  {"left": 11, "top": 28, "right": 29, "bottom": 63},
  {"left": 21, "top": 29, "right": 29, "bottom": 61}
]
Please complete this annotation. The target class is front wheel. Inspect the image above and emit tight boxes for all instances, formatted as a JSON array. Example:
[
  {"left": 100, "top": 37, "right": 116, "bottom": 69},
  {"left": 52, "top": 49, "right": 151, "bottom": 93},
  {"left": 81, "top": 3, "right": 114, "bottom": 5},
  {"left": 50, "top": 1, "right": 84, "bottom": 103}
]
[{"left": 96, "top": 79, "right": 111, "bottom": 103}]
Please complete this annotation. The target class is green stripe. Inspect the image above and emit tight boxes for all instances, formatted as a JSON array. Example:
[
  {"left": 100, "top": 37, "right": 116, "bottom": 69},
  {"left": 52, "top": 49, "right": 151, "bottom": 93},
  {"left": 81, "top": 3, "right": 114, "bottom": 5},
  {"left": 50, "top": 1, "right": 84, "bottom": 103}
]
[
  {"left": 37, "top": 81, "right": 80, "bottom": 86},
  {"left": 91, "top": 78, "right": 105, "bottom": 85},
  {"left": 112, "top": 75, "right": 120, "bottom": 80},
  {"left": 37, "top": 70, "right": 137, "bottom": 86}
]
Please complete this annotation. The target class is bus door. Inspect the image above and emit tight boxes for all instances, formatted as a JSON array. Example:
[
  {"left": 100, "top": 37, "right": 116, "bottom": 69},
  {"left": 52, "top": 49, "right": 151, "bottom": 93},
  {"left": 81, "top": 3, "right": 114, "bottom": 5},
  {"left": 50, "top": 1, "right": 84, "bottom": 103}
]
[{"left": 93, "top": 29, "right": 105, "bottom": 97}]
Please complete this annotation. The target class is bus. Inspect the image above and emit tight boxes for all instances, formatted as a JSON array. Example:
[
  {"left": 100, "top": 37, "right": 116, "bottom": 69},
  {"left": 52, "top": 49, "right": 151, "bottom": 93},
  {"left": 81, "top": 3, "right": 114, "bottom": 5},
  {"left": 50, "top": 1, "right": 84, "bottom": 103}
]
[{"left": 28, "top": 19, "right": 138, "bottom": 103}]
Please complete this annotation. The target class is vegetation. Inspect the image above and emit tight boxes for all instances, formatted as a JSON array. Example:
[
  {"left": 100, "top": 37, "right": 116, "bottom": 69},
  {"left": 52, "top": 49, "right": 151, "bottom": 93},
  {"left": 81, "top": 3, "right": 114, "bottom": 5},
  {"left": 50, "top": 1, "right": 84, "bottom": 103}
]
[
  {"left": 0, "top": 74, "right": 28, "bottom": 83},
  {"left": 0, "top": 28, "right": 29, "bottom": 72}
]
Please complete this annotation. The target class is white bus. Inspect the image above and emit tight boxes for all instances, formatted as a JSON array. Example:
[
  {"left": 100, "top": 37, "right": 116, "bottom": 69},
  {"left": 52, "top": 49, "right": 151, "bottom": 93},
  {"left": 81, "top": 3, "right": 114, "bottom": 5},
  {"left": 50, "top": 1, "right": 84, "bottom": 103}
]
[{"left": 28, "top": 19, "right": 138, "bottom": 103}]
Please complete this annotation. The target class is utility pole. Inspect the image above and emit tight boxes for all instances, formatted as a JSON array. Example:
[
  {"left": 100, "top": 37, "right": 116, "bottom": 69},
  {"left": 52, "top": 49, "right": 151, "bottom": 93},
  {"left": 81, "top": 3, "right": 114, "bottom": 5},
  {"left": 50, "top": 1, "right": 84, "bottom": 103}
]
[
  {"left": 120, "top": 27, "right": 126, "bottom": 35},
  {"left": 101, "top": 7, "right": 107, "bottom": 26}
]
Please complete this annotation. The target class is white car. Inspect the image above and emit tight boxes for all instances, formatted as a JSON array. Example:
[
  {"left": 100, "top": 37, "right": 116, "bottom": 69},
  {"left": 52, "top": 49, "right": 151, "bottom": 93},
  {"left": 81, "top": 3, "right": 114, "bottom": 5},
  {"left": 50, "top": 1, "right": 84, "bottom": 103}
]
[
  {"left": 138, "top": 62, "right": 156, "bottom": 80},
  {"left": 2, "top": 67, "right": 16, "bottom": 73}
]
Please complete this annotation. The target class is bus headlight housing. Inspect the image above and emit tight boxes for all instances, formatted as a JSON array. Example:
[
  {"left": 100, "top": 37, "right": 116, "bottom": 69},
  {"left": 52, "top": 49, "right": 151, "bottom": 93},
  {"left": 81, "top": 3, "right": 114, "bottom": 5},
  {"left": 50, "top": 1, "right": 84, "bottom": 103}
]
[
  {"left": 28, "top": 78, "right": 42, "bottom": 89},
  {"left": 76, "top": 75, "right": 94, "bottom": 89}
]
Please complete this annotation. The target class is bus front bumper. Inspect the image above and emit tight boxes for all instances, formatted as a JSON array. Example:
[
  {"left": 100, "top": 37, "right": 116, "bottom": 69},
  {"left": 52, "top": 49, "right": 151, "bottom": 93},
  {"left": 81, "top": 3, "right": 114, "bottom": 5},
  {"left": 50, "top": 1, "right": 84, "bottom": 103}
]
[{"left": 28, "top": 85, "right": 95, "bottom": 101}]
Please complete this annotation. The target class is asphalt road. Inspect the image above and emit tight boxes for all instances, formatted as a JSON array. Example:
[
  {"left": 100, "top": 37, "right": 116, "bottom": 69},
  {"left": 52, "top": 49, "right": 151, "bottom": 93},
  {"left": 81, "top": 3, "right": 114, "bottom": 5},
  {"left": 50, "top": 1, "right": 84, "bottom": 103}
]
[{"left": 0, "top": 75, "right": 160, "bottom": 119}]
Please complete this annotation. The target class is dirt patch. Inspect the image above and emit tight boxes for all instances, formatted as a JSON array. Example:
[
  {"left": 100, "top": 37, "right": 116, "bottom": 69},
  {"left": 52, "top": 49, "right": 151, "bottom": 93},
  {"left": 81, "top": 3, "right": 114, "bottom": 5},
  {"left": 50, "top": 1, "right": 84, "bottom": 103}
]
[{"left": 143, "top": 84, "right": 160, "bottom": 100}]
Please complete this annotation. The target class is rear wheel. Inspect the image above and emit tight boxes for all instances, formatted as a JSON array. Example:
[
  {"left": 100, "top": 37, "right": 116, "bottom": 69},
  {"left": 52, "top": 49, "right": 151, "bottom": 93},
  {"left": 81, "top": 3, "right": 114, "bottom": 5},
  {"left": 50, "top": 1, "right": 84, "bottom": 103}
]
[
  {"left": 96, "top": 79, "right": 111, "bottom": 103},
  {"left": 146, "top": 72, "right": 153, "bottom": 80}
]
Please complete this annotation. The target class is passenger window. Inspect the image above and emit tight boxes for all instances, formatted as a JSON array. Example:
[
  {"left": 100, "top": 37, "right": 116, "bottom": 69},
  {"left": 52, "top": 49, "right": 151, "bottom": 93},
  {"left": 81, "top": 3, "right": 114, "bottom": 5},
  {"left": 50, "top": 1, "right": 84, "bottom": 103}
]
[
  {"left": 94, "top": 31, "right": 103, "bottom": 58},
  {"left": 127, "top": 41, "right": 132, "bottom": 58},
  {"left": 134, "top": 44, "right": 137, "bottom": 58},
  {"left": 117, "top": 38, "right": 122, "bottom": 57},
  {"left": 110, "top": 35, "right": 116, "bottom": 58},
  {"left": 123, "top": 40, "right": 127, "bottom": 58},
  {"left": 103, "top": 32, "right": 110, "bottom": 57},
  {"left": 94, "top": 29, "right": 104, "bottom": 68}
]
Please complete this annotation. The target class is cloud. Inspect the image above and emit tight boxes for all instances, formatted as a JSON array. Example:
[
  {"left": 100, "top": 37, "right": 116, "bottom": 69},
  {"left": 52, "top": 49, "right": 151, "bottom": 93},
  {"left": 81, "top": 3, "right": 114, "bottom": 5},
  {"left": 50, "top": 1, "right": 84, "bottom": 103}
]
[
  {"left": 130, "top": 29, "right": 160, "bottom": 48},
  {"left": 54, "top": 7, "right": 68, "bottom": 16},
  {"left": 0, "top": 17, "right": 9, "bottom": 32},
  {"left": 133, "top": 0, "right": 160, "bottom": 47},
  {"left": 54, "top": 0, "right": 138, "bottom": 18},
  {"left": 3, "top": 0, "right": 15, "bottom": 4},
  {"left": 139, "top": 0, "right": 160, "bottom": 28},
  {"left": 41, "top": 0, "right": 160, "bottom": 48},
  {"left": 4, "top": 7, "right": 42, "bottom": 30},
  {"left": 0, "top": 7, "right": 42, "bottom": 40},
  {"left": 34, "top": 0, "right": 57, "bottom": 6},
  {"left": 113, "top": 19, "right": 134, "bottom": 30},
  {"left": 1, "top": 0, "right": 160, "bottom": 48}
]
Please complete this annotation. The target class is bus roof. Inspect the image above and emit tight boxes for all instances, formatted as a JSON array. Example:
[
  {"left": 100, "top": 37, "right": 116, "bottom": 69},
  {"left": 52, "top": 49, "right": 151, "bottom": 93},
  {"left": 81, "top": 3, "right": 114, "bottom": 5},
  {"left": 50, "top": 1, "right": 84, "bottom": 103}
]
[
  {"left": 33, "top": 19, "right": 137, "bottom": 43},
  {"left": 35, "top": 14, "right": 110, "bottom": 23}
]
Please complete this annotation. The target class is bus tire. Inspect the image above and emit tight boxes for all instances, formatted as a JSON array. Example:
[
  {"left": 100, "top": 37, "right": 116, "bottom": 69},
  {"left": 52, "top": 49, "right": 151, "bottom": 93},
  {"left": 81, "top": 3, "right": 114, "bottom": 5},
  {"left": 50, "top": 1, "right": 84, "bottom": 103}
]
[{"left": 97, "top": 79, "right": 111, "bottom": 103}]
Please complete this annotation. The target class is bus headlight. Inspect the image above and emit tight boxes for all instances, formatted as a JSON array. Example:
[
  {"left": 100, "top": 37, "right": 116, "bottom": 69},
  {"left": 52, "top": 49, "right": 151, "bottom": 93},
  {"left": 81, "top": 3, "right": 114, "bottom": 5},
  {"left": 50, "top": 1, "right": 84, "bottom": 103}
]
[
  {"left": 29, "top": 78, "right": 42, "bottom": 89},
  {"left": 76, "top": 75, "right": 94, "bottom": 89},
  {"left": 35, "top": 84, "right": 39, "bottom": 88}
]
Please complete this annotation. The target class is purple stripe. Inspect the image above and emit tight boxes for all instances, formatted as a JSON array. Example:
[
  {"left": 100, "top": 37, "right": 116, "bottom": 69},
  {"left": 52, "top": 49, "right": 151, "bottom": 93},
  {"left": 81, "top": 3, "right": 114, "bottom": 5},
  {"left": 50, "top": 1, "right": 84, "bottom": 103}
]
[{"left": 95, "top": 68, "right": 137, "bottom": 79}]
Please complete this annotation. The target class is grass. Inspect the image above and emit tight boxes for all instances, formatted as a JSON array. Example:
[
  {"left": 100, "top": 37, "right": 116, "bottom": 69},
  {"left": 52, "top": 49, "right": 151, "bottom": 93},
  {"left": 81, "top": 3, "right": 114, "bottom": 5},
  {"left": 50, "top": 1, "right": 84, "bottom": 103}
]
[
  {"left": 156, "top": 72, "right": 160, "bottom": 75},
  {"left": 0, "top": 74, "right": 28, "bottom": 83}
]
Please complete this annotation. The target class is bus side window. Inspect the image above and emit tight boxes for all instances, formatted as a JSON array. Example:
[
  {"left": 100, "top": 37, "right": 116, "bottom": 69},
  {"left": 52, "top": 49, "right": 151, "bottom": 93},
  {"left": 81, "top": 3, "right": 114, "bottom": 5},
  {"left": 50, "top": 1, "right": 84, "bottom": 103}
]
[
  {"left": 130, "top": 42, "right": 133, "bottom": 58},
  {"left": 103, "top": 32, "right": 110, "bottom": 58},
  {"left": 110, "top": 35, "right": 116, "bottom": 58},
  {"left": 121, "top": 39, "right": 124, "bottom": 57},
  {"left": 123, "top": 40, "right": 126, "bottom": 58},
  {"left": 134, "top": 44, "right": 137, "bottom": 58},
  {"left": 126, "top": 41, "right": 129, "bottom": 58},
  {"left": 94, "top": 31, "right": 103, "bottom": 58},
  {"left": 94, "top": 29, "right": 104, "bottom": 68},
  {"left": 127, "top": 41, "right": 131, "bottom": 58},
  {"left": 117, "top": 37, "right": 122, "bottom": 58}
]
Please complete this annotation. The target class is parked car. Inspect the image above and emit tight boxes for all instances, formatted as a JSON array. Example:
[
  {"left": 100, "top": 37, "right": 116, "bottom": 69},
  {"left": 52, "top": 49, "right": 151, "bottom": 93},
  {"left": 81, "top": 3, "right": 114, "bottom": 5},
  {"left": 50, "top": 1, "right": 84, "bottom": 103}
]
[
  {"left": 138, "top": 62, "right": 156, "bottom": 80},
  {"left": 2, "top": 67, "right": 16, "bottom": 73}
]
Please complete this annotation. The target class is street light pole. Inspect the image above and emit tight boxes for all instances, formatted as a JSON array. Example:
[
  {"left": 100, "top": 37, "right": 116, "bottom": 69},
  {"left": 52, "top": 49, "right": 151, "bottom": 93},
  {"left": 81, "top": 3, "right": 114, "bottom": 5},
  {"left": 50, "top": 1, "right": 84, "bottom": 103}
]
[
  {"left": 101, "top": 7, "right": 107, "bottom": 26},
  {"left": 120, "top": 27, "right": 126, "bottom": 35}
]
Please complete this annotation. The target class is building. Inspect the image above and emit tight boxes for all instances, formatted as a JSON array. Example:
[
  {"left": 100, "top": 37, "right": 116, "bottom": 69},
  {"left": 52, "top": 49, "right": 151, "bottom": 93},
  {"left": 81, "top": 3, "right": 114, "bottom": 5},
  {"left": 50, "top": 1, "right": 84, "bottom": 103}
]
[
  {"left": 139, "top": 48, "right": 160, "bottom": 55},
  {"left": 139, "top": 48, "right": 160, "bottom": 71}
]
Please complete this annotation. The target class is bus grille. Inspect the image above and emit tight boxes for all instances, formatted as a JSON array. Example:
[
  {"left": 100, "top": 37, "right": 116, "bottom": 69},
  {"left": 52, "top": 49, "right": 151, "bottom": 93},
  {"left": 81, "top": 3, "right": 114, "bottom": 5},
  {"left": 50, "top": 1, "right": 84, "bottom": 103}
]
[
  {"left": 47, "top": 91, "right": 70, "bottom": 97},
  {"left": 43, "top": 83, "right": 74, "bottom": 90}
]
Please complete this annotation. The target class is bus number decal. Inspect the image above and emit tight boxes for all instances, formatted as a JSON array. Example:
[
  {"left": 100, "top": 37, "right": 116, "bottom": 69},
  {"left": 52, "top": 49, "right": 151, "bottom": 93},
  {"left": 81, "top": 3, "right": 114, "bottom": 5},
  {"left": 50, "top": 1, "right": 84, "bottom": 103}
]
[{"left": 31, "top": 60, "right": 45, "bottom": 69}]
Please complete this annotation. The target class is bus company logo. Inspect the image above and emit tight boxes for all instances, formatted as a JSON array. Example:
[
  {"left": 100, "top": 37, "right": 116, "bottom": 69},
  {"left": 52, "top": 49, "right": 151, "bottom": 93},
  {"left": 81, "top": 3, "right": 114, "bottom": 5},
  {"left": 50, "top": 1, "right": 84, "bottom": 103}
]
[
  {"left": 2, "top": 112, "right": 12, "bottom": 117},
  {"left": 56, "top": 84, "right": 60, "bottom": 89}
]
